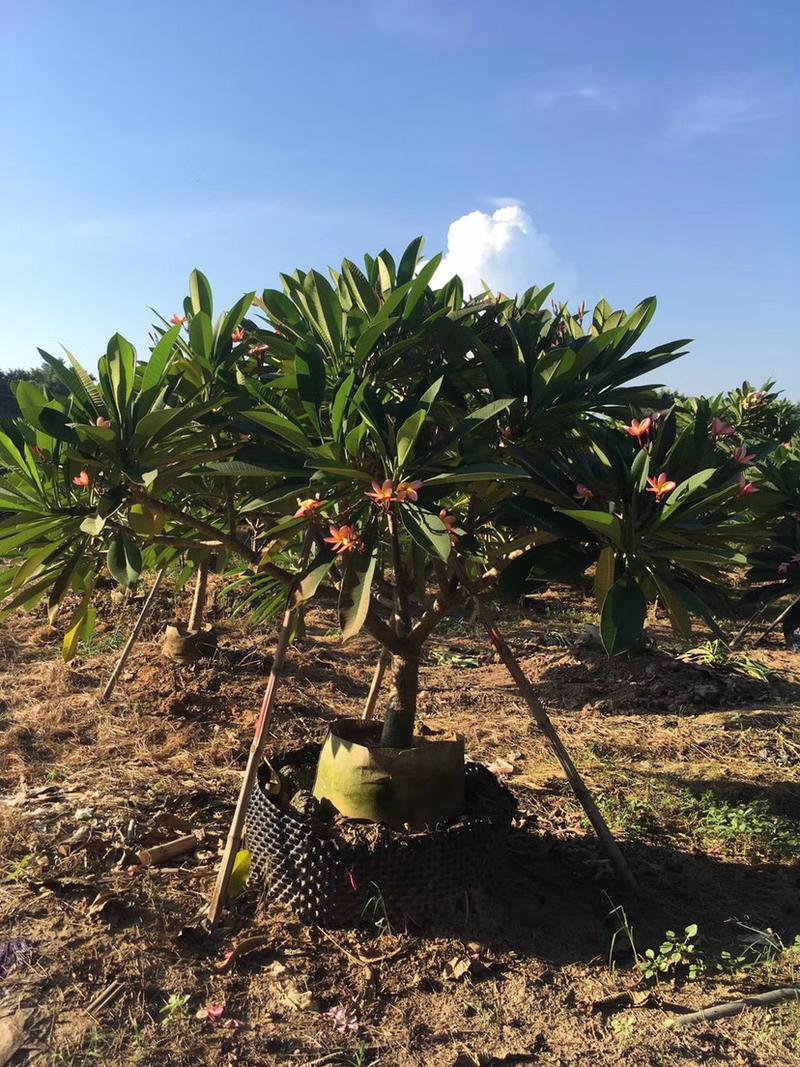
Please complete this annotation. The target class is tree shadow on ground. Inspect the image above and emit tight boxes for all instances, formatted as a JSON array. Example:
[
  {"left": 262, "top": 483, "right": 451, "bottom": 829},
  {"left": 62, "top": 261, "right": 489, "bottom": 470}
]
[{"left": 403, "top": 829, "right": 800, "bottom": 970}]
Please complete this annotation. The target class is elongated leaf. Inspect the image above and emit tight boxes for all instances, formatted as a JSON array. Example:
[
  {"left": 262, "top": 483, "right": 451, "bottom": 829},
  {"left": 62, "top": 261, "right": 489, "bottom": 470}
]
[
  {"left": 395, "top": 409, "right": 427, "bottom": 471},
  {"left": 331, "top": 371, "right": 355, "bottom": 441},
  {"left": 304, "top": 270, "right": 342, "bottom": 357},
  {"left": 402, "top": 253, "right": 442, "bottom": 320},
  {"left": 428, "top": 398, "right": 513, "bottom": 456},
  {"left": 189, "top": 269, "right": 214, "bottom": 317},
  {"left": 14, "top": 381, "right": 49, "bottom": 426},
  {"left": 401, "top": 505, "right": 451, "bottom": 561},
  {"left": 189, "top": 311, "right": 213, "bottom": 361},
  {"left": 339, "top": 542, "right": 377, "bottom": 640},
  {"left": 600, "top": 572, "right": 647, "bottom": 656},
  {"left": 138, "top": 324, "right": 181, "bottom": 410},
  {"left": 47, "top": 544, "right": 86, "bottom": 623},
  {"left": 353, "top": 316, "right": 398, "bottom": 365},
  {"left": 295, "top": 342, "right": 326, "bottom": 432},
  {"left": 424, "top": 463, "right": 526, "bottom": 485},
  {"left": 594, "top": 545, "right": 617, "bottom": 611},
  {"left": 298, "top": 545, "right": 336, "bottom": 601},
  {"left": 397, "top": 236, "right": 425, "bottom": 285},
  {"left": 651, "top": 572, "right": 693, "bottom": 641},
  {"left": 341, "top": 259, "right": 379, "bottom": 316},
  {"left": 559, "top": 508, "right": 623, "bottom": 549}
]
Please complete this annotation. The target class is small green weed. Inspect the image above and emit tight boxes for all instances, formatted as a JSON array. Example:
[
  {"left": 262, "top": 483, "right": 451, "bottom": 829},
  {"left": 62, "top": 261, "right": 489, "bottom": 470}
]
[
  {"left": 361, "top": 883, "right": 393, "bottom": 936},
  {"left": 159, "top": 993, "right": 190, "bottom": 1028},
  {"left": 3, "top": 855, "right": 33, "bottom": 883},
  {"left": 610, "top": 1014, "right": 637, "bottom": 1041},
  {"left": 640, "top": 923, "right": 704, "bottom": 981},
  {"left": 683, "top": 791, "right": 800, "bottom": 860},
  {"left": 592, "top": 793, "right": 657, "bottom": 844},
  {"left": 679, "top": 641, "right": 772, "bottom": 682},
  {"left": 429, "top": 648, "right": 480, "bottom": 668}
]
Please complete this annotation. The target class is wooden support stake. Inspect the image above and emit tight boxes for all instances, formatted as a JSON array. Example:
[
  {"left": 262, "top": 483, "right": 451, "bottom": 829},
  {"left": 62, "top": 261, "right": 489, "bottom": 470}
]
[
  {"left": 452, "top": 557, "right": 638, "bottom": 895},
  {"left": 99, "top": 568, "right": 166, "bottom": 704},
  {"left": 362, "top": 649, "right": 392, "bottom": 721},
  {"left": 207, "top": 535, "right": 312, "bottom": 929}
]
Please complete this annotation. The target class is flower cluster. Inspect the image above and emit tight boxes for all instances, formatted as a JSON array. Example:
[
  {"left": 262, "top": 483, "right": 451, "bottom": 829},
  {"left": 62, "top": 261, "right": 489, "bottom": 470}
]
[{"left": 364, "top": 478, "right": 424, "bottom": 508}]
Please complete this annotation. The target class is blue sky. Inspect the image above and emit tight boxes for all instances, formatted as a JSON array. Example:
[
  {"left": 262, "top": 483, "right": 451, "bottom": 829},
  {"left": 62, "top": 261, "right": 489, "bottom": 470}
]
[{"left": 1, "top": 0, "right": 798, "bottom": 396}]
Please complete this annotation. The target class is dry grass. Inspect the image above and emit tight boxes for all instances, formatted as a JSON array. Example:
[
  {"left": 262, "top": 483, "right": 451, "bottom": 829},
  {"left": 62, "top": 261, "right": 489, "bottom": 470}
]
[{"left": 0, "top": 585, "right": 799, "bottom": 1065}]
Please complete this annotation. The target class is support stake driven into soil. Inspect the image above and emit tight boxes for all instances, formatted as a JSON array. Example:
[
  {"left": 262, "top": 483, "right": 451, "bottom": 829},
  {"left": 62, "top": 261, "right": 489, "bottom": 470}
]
[{"left": 451, "top": 556, "right": 639, "bottom": 896}]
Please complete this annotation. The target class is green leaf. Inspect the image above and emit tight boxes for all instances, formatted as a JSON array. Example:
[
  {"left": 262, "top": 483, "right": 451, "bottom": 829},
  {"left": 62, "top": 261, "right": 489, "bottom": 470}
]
[
  {"left": 341, "top": 259, "right": 379, "bottom": 316},
  {"left": 428, "top": 398, "right": 513, "bottom": 456},
  {"left": 189, "top": 269, "right": 214, "bottom": 317},
  {"left": 660, "top": 468, "right": 717, "bottom": 516},
  {"left": 298, "top": 545, "right": 336, "bottom": 602},
  {"left": 600, "top": 572, "right": 647, "bottom": 657},
  {"left": 303, "top": 270, "right": 342, "bottom": 358},
  {"left": 138, "top": 324, "right": 181, "bottom": 410},
  {"left": 106, "top": 531, "right": 142, "bottom": 588},
  {"left": 229, "top": 849, "right": 251, "bottom": 899},
  {"left": 47, "top": 545, "right": 86, "bottom": 624},
  {"left": 331, "top": 371, "right": 355, "bottom": 441},
  {"left": 396, "top": 236, "right": 425, "bottom": 285},
  {"left": 14, "top": 381, "right": 49, "bottom": 426},
  {"left": 401, "top": 505, "right": 451, "bottom": 561},
  {"left": 395, "top": 409, "right": 427, "bottom": 471},
  {"left": 594, "top": 545, "right": 617, "bottom": 611},
  {"left": 559, "top": 508, "right": 623, "bottom": 549},
  {"left": 424, "top": 463, "right": 526, "bottom": 485},
  {"left": 353, "top": 315, "right": 398, "bottom": 365},
  {"left": 295, "top": 342, "right": 326, "bottom": 432},
  {"left": 189, "top": 311, "right": 213, "bottom": 361},
  {"left": 62, "top": 580, "right": 96, "bottom": 662},
  {"left": 651, "top": 572, "right": 693, "bottom": 641},
  {"left": 402, "top": 253, "right": 442, "bottom": 320},
  {"left": 339, "top": 541, "right": 377, "bottom": 640}
]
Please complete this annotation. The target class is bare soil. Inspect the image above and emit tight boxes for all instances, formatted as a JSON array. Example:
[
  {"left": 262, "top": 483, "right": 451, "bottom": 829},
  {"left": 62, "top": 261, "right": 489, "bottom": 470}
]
[{"left": 1, "top": 584, "right": 799, "bottom": 1066}]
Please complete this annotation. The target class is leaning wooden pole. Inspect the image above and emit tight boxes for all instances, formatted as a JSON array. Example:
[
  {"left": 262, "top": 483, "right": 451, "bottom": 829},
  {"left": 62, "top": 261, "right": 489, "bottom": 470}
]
[
  {"left": 207, "top": 537, "right": 311, "bottom": 929},
  {"left": 362, "top": 648, "right": 393, "bottom": 721},
  {"left": 99, "top": 568, "right": 166, "bottom": 704},
  {"left": 452, "top": 557, "right": 638, "bottom": 895}
]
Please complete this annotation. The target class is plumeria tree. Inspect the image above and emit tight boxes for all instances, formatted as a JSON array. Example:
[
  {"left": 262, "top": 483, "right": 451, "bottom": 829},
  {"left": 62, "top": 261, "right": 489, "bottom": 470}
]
[
  {"left": 484, "top": 401, "right": 767, "bottom": 654},
  {"left": 0, "top": 277, "right": 258, "bottom": 655}
]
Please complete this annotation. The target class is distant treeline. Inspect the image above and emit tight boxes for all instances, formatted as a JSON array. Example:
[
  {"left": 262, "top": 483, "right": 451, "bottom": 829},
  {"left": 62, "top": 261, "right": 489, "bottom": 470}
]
[{"left": 0, "top": 363, "right": 69, "bottom": 421}]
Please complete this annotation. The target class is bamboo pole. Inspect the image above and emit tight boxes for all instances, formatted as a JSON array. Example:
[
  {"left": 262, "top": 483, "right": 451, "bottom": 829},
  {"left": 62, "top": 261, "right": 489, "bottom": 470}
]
[
  {"left": 188, "top": 560, "right": 209, "bottom": 632},
  {"left": 362, "top": 649, "right": 392, "bottom": 721},
  {"left": 754, "top": 598, "right": 796, "bottom": 647},
  {"left": 451, "top": 557, "right": 638, "bottom": 895},
  {"left": 207, "top": 534, "right": 312, "bottom": 929},
  {"left": 99, "top": 568, "right": 166, "bottom": 704}
]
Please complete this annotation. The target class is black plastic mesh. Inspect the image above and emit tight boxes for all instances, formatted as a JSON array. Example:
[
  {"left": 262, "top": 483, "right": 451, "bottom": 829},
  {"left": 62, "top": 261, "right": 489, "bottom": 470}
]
[{"left": 245, "top": 754, "right": 515, "bottom": 927}]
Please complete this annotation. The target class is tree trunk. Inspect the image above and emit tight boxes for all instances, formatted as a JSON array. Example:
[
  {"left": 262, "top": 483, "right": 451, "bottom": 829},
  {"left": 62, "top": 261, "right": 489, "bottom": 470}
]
[{"left": 380, "top": 652, "right": 418, "bottom": 748}]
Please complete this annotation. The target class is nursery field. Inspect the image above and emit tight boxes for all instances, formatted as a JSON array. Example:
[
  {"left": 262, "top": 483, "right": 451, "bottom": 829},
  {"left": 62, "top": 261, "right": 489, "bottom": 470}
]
[{"left": 1, "top": 582, "right": 799, "bottom": 1067}]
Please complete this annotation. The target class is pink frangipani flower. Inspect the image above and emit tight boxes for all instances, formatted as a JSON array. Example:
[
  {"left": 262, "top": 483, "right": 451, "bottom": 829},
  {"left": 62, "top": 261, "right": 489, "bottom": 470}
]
[
  {"left": 324, "top": 525, "right": 359, "bottom": 553},
  {"left": 365, "top": 479, "right": 395, "bottom": 508},
  {"left": 645, "top": 473, "right": 677, "bottom": 502},
  {"left": 623, "top": 417, "right": 652, "bottom": 442},
  {"left": 394, "top": 479, "right": 424, "bottom": 503},
  {"left": 732, "top": 445, "right": 756, "bottom": 467},
  {"left": 574, "top": 484, "right": 593, "bottom": 504}
]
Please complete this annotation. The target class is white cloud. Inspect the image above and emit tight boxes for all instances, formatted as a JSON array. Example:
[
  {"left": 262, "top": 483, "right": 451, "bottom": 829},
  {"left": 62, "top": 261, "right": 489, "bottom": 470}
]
[
  {"left": 667, "top": 87, "right": 792, "bottom": 145},
  {"left": 527, "top": 85, "right": 619, "bottom": 112},
  {"left": 432, "top": 204, "right": 574, "bottom": 299}
]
